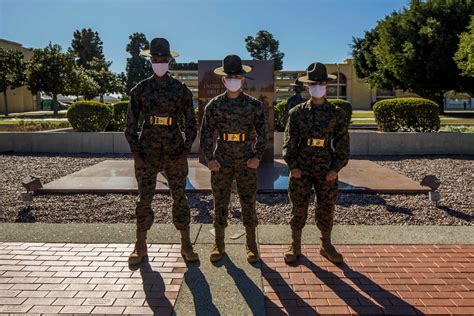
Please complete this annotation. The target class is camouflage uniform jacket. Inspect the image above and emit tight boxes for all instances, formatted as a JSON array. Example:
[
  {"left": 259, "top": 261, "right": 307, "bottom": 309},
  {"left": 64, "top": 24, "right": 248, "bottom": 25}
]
[
  {"left": 200, "top": 92, "right": 267, "bottom": 165},
  {"left": 283, "top": 99, "right": 349, "bottom": 174},
  {"left": 125, "top": 74, "right": 197, "bottom": 157}
]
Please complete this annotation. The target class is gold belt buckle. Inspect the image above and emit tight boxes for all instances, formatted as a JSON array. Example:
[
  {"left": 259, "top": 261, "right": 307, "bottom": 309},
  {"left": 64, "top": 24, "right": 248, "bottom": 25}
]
[
  {"left": 150, "top": 116, "right": 172, "bottom": 126},
  {"left": 308, "top": 138, "right": 325, "bottom": 147},
  {"left": 227, "top": 133, "right": 241, "bottom": 141}
]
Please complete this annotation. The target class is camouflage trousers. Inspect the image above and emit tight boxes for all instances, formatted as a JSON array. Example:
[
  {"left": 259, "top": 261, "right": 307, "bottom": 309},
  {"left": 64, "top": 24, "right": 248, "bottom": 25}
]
[
  {"left": 134, "top": 154, "right": 190, "bottom": 232},
  {"left": 211, "top": 161, "right": 258, "bottom": 229},
  {"left": 288, "top": 172, "right": 338, "bottom": 233}
]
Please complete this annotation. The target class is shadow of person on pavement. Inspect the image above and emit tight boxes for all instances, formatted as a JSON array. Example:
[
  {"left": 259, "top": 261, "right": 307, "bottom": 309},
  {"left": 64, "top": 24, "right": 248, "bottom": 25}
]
[
  {"left": 261, "top": 260, "right": 318, "bottom": 315},
  {"left": 183, "top": 260, "right": 220, "bottom": 316},
  {"left": 212, "top": 253, "right": 268, "bottom": 316},
  {"left": 130, "top": 259, "right": 175, "bottom": 316},
  {"left": 299, "top": 254, "right": 422, "bottom": 315}
]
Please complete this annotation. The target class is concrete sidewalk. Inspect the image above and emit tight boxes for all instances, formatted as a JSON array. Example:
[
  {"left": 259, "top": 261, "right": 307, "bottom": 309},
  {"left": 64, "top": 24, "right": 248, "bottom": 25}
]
[{"left": 0, "top": 224, "right": 473, "bottom": 315}]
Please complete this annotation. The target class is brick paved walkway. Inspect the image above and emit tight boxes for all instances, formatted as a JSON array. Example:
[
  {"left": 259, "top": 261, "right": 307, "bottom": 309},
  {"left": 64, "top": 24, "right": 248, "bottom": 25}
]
[
  {"left": 1, "top": 242, "right": 473, "bottom": 315},
  {"left": 261, "top": 245, "right": 474, "bottom": 315},
  {"left": 0, "top": 242, "right": 185, "bottom": 314}
]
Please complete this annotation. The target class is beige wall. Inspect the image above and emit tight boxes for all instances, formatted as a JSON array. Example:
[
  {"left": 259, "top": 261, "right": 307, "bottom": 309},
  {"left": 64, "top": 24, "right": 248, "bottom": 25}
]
[{"left": 0, "top": 39, "right": 38, "bottom": 114}]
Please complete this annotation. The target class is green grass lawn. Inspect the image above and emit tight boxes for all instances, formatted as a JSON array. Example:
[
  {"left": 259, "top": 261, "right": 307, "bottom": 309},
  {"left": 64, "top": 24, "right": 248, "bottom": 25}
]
[
  {"left": 0, "top": 110, "right": 67, "bottom": 119},
  {"left": 0, "top": 120, "right": 21, "bottom": 125},
  {"left": 352, "top": 111, "right": 375, "bottom": 119}
]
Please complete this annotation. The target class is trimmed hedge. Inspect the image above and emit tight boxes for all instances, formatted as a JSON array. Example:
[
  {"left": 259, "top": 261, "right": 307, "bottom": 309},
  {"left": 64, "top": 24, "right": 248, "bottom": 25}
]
[
  {"left": 274, "top": 100, "right": 286, "bottom": 132},
  {"left": 328, "top": 98, "right": 352, "bottom": 125},
  {"left": 107, "top": 101, "right": 129, "bottom": 132},
  {"left": 67, "top": 101, "right": 113, "bottom": 132},
  {"left": 373, "top": 98, "right": 440, "bottom": 132}
]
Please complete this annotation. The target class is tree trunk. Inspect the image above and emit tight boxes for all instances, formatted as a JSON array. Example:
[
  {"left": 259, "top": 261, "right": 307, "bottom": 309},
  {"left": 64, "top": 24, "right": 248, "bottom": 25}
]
[
  {"left": 3, "top": 90, "right": 8, "bottom": 116},
  {"left": 100, "top": 94, "right": 104, "bottom": 103},
  {"left": 52, "top": 94, "right": 58, "bottom": 116},
  {"left": 431, "top": 93, "right": 445, "bottom": 115}
]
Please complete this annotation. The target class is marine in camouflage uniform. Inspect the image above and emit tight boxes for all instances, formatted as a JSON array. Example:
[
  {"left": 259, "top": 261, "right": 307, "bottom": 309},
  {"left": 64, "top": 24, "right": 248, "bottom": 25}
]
[
  {"left": 125, "top": 38, "right": 199, "bottom": 265},
  {"left": 282, "top": 62, "right": 350, "bottom": 264},
  {"left": 200, "top": 55, "right": 267, "bottom": 263},
  {"left": 284, "top": 78, "right": 306, "bottom": 126}
]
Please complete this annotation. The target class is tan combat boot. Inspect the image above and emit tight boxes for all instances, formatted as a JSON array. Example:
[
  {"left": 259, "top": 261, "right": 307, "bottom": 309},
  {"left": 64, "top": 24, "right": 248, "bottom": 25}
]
[
  {"left": 210, "top": 226, "right": 225, "bottom": 262},
  {"left": 128, "top": 230, "right": 148, "bottom": 265},
  {"left": 180, "top": 227, "right": 199, "bottom": 262},
  {"left": 284, "top": 229, "right": 302, "bottom": 264},
  {"left": 245, "top": 227, "right": 260, "bottom": 263},
  {"left": 320, "top": 232, "right": 343, "bottom": 264}
]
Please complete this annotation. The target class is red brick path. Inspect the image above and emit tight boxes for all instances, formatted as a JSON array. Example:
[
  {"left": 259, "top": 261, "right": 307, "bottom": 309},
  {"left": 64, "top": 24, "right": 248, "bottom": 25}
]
[
  {"left": 261, "top": 245, "right": 474, "bottom": 315},
  {"left": 0, "top": 242, "right": 185, "bottom": 314}
]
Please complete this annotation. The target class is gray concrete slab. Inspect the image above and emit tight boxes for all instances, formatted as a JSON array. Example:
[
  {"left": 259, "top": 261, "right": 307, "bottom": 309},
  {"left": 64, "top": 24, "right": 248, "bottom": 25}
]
[
  {"left": 196, "top": 224, "right": 249, "bottom": 245},
  {"left": 174, "top": 244, "right": 265, "bottom": 316},
  {"left": 1, "top": 223, "right": 472, "bottom": 245},
  {"left": 0, "top": 223, "right": 201, "bottom": 244},
  {"left": 258, "top": 224, "right": 474, "bottom": 245},
  {"left": 37, "top": 159, "right": 430, "bottom": 194}
]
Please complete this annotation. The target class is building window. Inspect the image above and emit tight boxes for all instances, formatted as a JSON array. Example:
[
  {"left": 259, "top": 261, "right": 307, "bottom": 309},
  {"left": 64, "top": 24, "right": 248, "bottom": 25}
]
[{"left": 326, "top": 73, "right": 347, "bottom": 99}]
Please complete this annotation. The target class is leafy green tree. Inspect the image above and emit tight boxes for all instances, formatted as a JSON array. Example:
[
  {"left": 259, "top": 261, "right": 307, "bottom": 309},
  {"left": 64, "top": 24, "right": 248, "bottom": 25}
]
[
  {"left": 455, "top": 16, "right": 474, "bottom": 95},
  {"left": 65, "top": 67, "right": 99, "bottom": 100},
  {"left": 125, "top": 32, "right": 152, "bottom": 93},
  {"left": 84, "top": 58, "right": 125, "bottom": 102},
  {"left": 0, "top": 48, "right": 25, "bottom": 116},
  {"left": 70, "top": 28, "right": 105, "bottom": 68},
  {"left": 26, "top": 43, "right": 77, "bottom": 116},
  {"left": 352, "top": 0, "right": 474, "bottom": 112},
  {"left": 245, "top": 30, "right": 285, "bottom": 70}
]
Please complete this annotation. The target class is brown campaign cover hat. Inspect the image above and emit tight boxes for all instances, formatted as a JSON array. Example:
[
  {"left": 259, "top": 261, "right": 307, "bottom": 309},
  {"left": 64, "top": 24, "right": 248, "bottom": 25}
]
[
  {"left": 290, "top": 77, "right": 303, "bottom": 87},
  {"left": 298, "top": 62, "right": 336, "bottom": 84},
  {"left": 140, "top": 37, "right": 179, "bottom": 58},
  {"left": 213, "top": 55, "right": 252, "bottom": 76}
]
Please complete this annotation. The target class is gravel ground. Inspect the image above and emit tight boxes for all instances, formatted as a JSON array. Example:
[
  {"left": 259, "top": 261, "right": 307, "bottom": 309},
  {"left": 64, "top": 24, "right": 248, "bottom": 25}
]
[{"left": 0, "top": 153, "right": 472, "bottom": 225}]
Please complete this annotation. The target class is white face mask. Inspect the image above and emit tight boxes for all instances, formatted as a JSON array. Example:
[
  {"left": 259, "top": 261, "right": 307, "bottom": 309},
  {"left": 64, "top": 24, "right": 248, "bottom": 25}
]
[
  {"left": 152, "top": 63, "right": 169, "bottom": 77},
  {"left": 308, "top": 85, "right": 326, "bottom": 98},
  {"left": 223, "top": 78, "right": 242, "bottom": 92}
]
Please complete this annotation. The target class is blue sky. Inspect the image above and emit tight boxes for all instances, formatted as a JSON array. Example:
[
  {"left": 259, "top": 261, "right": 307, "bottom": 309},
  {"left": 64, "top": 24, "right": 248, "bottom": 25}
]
[{"left": 0, "top": 0, "right": 409, "bottom": 73}]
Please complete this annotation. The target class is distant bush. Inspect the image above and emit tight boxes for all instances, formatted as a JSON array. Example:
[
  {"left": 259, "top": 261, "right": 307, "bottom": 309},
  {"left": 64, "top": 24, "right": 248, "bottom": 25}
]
[
  {"left": 67, "top": 101, "right": 113, "bottom": 132},
  {"left": 16, "top": 120, "right": 71, "bottom": 131},
  {"left": 441, "top": 125, "right": 474, "bottom": 133},
  {"left": 373, "top": 98, "right": 440, "bottom": 132}
]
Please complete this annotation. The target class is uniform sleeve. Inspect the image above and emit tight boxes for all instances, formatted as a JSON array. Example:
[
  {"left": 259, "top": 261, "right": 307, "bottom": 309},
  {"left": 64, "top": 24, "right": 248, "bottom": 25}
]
[
  {"left": 199, "top": 102, "right": 215, "bottom": 163},
  {"left": 329, "top": 109, "right": 350, "bottom": 172},
  {"left": 181, "top": 86, "right": 197, "bottom": 152},
  {"left": 124, "top": 89, "right": 141, "bottom": 154},
  {"left": 254, "top": 101, "right": 267, "bottom": 160},
  {"left": 282, "top": 110, "right": 300, "bottom": 170}
]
